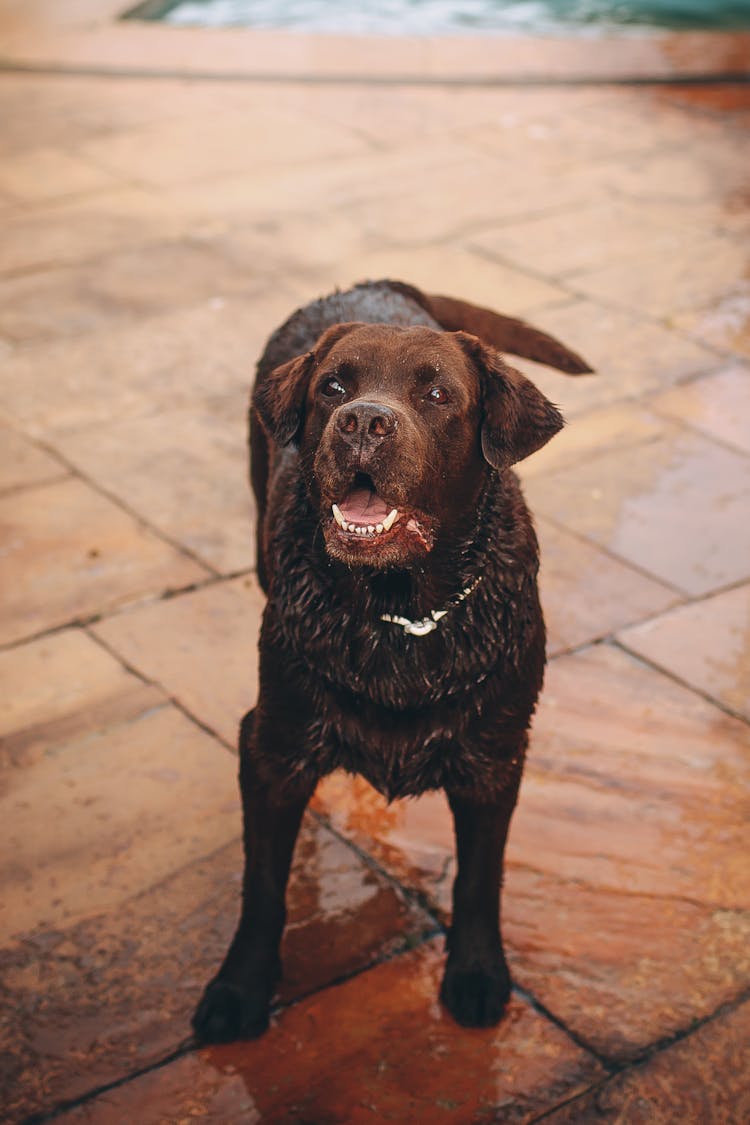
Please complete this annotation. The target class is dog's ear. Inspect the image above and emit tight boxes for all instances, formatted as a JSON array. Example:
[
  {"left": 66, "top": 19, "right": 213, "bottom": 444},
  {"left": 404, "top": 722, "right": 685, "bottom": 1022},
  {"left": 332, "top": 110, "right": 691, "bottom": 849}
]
[
  {"left": 253, "top": 350, "right": 314, "bottom": 447},
  {"left": 253, "top": 323, "right": 358, "bottom": 447},
  {"left": 457, "top": 332, "right": 564, "bottom": 470}
]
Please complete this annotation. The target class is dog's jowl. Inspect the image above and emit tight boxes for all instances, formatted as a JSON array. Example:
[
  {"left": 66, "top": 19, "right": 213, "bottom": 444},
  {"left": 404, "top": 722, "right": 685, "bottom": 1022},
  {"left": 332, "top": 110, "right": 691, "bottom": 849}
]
[{"left": 193, "top": 280, "right": 592, "bottom": 1042}]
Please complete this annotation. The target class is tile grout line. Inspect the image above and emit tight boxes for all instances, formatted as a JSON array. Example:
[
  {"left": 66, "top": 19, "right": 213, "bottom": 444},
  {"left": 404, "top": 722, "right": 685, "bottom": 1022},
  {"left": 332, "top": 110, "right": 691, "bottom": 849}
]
[
  {"left": 2, "top": 60, "right": 750, "bottom": 88},
  {"left": 611, "top": 636, "right": 750, "bottom": 726},
  {"left": 547, "top": 632, "right": 750, "bottom": 730},
  {"left": 527, "top": 986, "right": 750, "bottom": 1122},
  {"left": 84, "top": 624, "right": 242, "bottom": 752},
  {"left": 25, "top": 436, "right": 224, "bottom": 577},
  {"left": 470, "top": 237, "right": 748, "bottom": 365}
]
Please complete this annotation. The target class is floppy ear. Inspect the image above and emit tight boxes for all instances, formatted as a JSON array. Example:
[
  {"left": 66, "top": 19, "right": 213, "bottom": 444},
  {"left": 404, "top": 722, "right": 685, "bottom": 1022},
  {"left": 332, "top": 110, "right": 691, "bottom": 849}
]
[
  {"left": 457, "top": 333, "right": 564, "bottom": 470},
  {"left": 253, "top": 322, "right": 359, "bottom": 447},
  {"left": 253, "top": 350, "right": 314, "bottom": 447}
]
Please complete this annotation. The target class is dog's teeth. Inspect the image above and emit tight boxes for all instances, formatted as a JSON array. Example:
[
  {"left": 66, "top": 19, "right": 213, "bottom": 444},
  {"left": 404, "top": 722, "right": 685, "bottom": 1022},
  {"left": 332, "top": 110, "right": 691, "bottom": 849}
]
[
  {"left": 332, "top": 503, "right": 346, "bottom": 529},
  {"left": 367, "top": 525, "right": 375, "bottom": 535},
  {"left": 382, "top": 509, "right": 399, "bottom": 532},
  {"left": 376, "top": 523, "right": 384, "bottom": 533}
]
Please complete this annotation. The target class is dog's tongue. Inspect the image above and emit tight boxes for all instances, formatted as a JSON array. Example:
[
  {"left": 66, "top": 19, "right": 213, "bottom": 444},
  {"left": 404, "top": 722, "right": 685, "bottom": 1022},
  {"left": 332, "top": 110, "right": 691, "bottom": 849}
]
[{"left": 338, "top": 486, "right": 390, "bottom": 525}]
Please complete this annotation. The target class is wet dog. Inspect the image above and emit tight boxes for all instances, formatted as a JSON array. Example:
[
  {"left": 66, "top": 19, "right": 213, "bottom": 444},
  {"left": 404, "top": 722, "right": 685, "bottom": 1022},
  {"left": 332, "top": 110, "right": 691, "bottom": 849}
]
[{"left": 193, "top": 280, "right": 591, "bottom": 1041}]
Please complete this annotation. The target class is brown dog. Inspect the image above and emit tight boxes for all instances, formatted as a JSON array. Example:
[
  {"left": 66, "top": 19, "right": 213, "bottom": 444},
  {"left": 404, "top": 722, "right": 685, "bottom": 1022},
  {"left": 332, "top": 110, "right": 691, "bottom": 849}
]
[{"left": 193, "top": 280, "right": 591, "bottom": 1042}]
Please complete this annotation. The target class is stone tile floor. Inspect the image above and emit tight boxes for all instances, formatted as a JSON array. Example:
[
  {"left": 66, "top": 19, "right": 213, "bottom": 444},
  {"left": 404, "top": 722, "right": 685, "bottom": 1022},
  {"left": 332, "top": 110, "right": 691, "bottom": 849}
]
[{"left": 0, "top": 5, "right": 749, "bottom": 1123}]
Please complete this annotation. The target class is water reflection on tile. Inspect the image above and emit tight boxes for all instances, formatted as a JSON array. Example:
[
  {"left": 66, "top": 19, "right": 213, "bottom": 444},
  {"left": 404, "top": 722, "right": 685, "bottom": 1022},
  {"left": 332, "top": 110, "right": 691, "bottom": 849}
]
[
  {"left": 2, "top": 819, "right": 430, "bottom": 1123},
  {"left": 58, "top": 943, "right": 602, "bottom": 1125},
  {"left": 524, "top": 427, "right": 750, "bottom": 596},
  {"left": 314, "top": 645, "right": 750, "bottom": 1058}
]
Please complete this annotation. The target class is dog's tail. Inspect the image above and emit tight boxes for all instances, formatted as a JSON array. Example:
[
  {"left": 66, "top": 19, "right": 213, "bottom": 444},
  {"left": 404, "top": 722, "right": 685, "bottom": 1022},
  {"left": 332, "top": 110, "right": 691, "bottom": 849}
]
[{"left": 386, "top": 280, "right": 594, "bottom": 375}]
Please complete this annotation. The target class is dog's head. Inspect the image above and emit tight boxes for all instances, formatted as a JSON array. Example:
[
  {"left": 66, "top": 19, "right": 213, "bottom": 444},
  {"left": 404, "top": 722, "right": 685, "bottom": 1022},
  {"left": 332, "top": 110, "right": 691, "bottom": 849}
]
[{"left": 254, "top": 322, "right": 563, "bottom": 568}]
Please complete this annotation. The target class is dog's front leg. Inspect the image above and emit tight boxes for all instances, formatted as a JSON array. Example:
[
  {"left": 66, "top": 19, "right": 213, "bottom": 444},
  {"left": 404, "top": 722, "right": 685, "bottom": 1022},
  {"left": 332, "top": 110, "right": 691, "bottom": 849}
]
[
  {"left": 193, "top": 710, "right": 315, "bottom": 1043},
  {"left": 440, "top": 774, "right": 521, "bottom": 1028}
]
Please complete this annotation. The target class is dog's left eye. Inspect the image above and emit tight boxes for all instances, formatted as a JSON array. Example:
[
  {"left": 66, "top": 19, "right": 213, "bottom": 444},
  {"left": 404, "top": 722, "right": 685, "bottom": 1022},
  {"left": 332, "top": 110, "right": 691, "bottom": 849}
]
[
  {"left": 321, "top": 377, "right": 347, "bottom": 398},
  {"left": 426, "top": 386, "right": 450, "bottom": 404}
]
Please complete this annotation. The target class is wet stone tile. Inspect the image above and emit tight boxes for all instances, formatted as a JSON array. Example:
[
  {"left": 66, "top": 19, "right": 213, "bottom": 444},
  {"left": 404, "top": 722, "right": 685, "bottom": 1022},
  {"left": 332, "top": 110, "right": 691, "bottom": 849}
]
[
  {"left": 0, "top": 477, "right": 207, "bottom": 645},
  {"left": 469, "top": 199, "right": 693, "bottom": 280},
  {"left": 1, "top": 820, "right": 430, "bottom": 1123},
  {"left": 619, "top": 582, "right": 750, "bottom": 721},
  {"left": 77, "top": 105, "right": 369, "bottom": 189},
  {"left": 510, "top": 299, "right": 717, "bottom": 419},
  {"left": 523, "top": 425, "right": 750, "bottom": 597},
  {"left": 676, "top": 283, "right": 750, "bottom": 361},
  {"left": 570, "top": 233, "right": 747, "bottom": 320},
  {"left": 56, "top": 942, "right": 603, "bottom": 1125},
  {"left": 0, "top": 239, "right": 273, "bottom": 344},
  {"left": 91, "top": 575, "right": 265, "bottom": 747},
  {"left": 536, "top": 517, "right": 678, "bottom": 655},
  {"left": 512, "top": 645, "right": 750, "bottom": 910},
  {"left": 0, "top": 293, "right": 294, "bottom": 437},
  {"left": 650, "top": 362, "right": 750, "bottom": 456},
  {"left": 0, "top": 705, "right": 240, "bottom": 942},
  {"left": 338, "top": 243, "right": 568, "bottom": 316},
  {"left": 0, "top": 426, "right": 68, "bottom": 493},
  {"left": 314, "top": 645, "right": 750, "bottom": 1059},
  {"left": 517, "top": 403, "right": 670, "bottom": 481},
  {"left": 0, "top": 145, "right": 122, "bottom": 204},
  {"left": 0, "top": 627, "right": 163, "bottom": 769},
  {"left": 51, "top": 403, "right": 254, "bottom": 574},
  {"left": 0, "top": 188, "right": 192, "bottom": 277},
  {"left": 543, "top": 999, "right": 750, "bottom": 1124}
]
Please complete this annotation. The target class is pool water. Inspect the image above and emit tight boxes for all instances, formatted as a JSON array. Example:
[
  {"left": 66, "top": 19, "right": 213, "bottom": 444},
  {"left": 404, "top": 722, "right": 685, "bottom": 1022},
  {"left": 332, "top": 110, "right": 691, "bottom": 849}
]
[{"left": 149, "top": 0, "right": 750, "bottom": 36}]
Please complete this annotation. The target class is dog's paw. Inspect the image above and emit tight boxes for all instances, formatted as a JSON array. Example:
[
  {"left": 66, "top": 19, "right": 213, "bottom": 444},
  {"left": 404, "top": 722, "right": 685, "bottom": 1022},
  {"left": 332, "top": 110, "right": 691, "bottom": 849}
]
[
  {"left": 440, "top": 958, "right": 511, "bottom": 1028},
  {"left": 192, "top": 979, "right": 271, "bottom": 1043}
]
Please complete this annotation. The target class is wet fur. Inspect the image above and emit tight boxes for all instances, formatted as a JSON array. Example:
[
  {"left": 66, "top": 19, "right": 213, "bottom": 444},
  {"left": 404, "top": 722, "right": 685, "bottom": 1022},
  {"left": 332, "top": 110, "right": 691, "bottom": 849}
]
[{"left": 193, "top": 280, "right": 592, "bottom": 1041}]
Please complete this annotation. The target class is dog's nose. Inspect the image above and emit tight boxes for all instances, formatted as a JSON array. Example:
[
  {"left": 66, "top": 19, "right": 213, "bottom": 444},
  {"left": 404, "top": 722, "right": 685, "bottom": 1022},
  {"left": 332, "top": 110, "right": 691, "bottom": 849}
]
[{"left": 336, "top": 401, "right": 397, "bottom": 444}]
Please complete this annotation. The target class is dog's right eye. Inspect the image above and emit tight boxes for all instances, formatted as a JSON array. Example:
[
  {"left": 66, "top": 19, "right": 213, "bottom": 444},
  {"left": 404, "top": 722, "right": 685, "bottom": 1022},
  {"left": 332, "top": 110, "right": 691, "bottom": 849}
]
[{"left": 320, "top": 377, "right": 347, "bottom": 398}]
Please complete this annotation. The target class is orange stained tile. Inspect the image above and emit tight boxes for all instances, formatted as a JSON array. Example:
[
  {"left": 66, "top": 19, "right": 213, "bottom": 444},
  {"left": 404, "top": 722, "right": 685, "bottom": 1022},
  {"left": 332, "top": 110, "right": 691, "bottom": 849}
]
[
  {"left": 503, "top": 867, "right": 750, "bottom": 1061},
  {"left": 56, "top": 943, "right": 603, "bottom": 1125},
  {"left": 523, "top": 425, "right": 750, "bottom": 596},
  {"left": 619, "top": 581, "right": 750, "bottom": 722},
  {"left": 519, "top": 645, "right": 750, "bottom": 906},
  {"left": 543, "top": 999, "right": 750, "bottom": 1123},
  {"left": 92, "top": 575, "right": 265, "bottom": 746},
  {"left": 2, "top": 821, "right": 430, "bottom": 1122},
  {"left": 0, "top": 478, "right": 207, "bottom": 645},
  {"left": 658, "top": 83, "right": 750, "bottom": 114},
  {"left": 315, "top": 644, "right": 750, "bottom": 1056},
  {"left": 317, "top": 644, "right": 750, "bottom": 911}
]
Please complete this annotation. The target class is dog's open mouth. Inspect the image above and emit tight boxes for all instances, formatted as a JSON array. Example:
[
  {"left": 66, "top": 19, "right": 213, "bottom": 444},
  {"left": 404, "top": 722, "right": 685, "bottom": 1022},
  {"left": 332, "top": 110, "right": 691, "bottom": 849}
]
[
  {"left": 328, "top": 474, "right": 431, "bottom": 552},
  {"left": 332, "top": 479, "right": 399, "bottom": 538}
]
